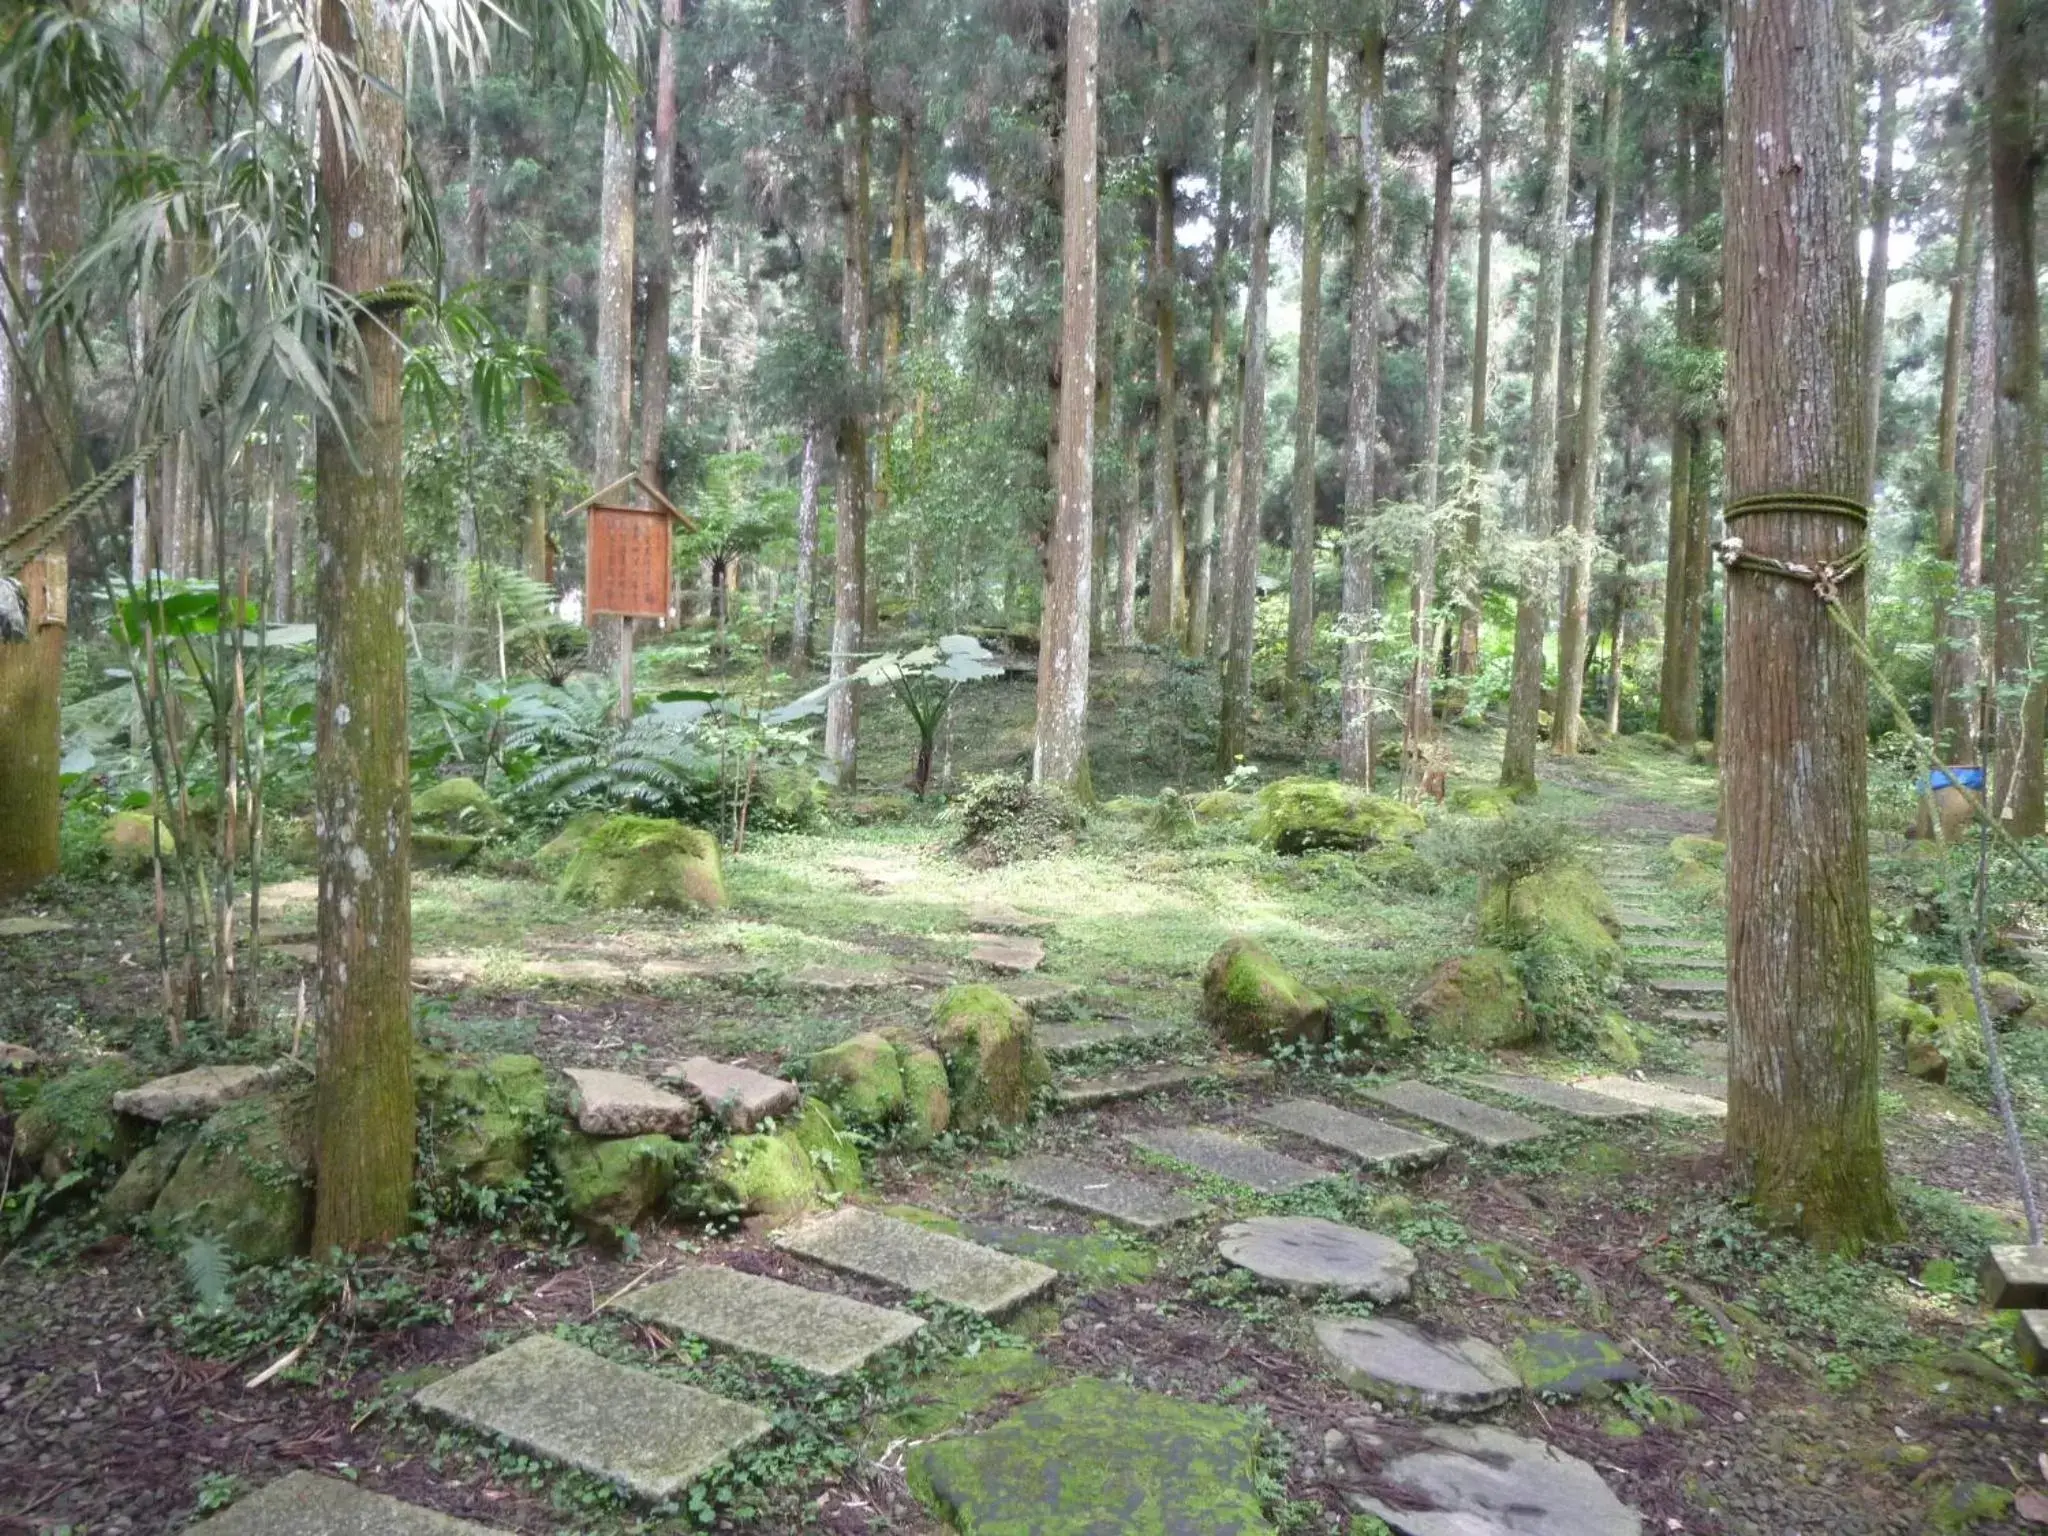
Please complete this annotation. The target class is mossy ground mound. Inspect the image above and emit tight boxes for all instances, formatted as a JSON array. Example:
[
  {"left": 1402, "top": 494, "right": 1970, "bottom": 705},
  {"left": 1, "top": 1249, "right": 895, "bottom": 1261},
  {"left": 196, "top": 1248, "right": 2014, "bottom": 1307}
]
[
  {"left": 1415, "top": 948, "right": 1534, "bottom": 1049},
  {"left": 151, "top": 1094, "right": 313, "bottom": 1263},
  {"left": 100, "top": 812, "right": 175, "bottom": 874},
  {"left": 1483, "top": 863, "right": 1622, "bottom": 1033},
  {"left": 1250, "top": 776, "right": 1423, "bottom": 855},
  {"left": 556, "top": 814, "right": 724, "bottom": 911},
  {"left": 15, "top": 1060, "right": 138, "bottom": 1181},
  {"left": 710, "top": 1100, "right": 861, "bottom": 1217},
  {"left": 416, "top": 1051, "right": 551, "bottom": 1189},
  {"left": 536, "top": 809, "right": 608, "bottom": 871},
  {"left": 932, "top": 985, "right": 1050, "bottom": 1133},
  {"left": 551, "top": 1132, "right": 693, "bottom": 1239},
  {"left": 1200, "top": 938, "right": 1331, "bottom": 1052},
  {"left": 413, "top": 776, "right": 506, "bottom": 833}
]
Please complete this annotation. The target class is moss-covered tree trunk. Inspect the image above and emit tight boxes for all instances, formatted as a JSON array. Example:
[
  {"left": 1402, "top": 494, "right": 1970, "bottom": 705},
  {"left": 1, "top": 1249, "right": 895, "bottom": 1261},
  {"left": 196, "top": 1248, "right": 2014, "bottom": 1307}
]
[
  {"left": 1454, "top": 38, "right": 1495, "bottom": 681},
  {"left": 1190, "top": 91, "right": 1239, "bottom": 659},
  {"left": 1035, "top": 0, "right": 1099, "bottom": 790},
  {"left": 1498, "top": 0, "right": 1572, "bottom": 794},
  {"left": 1285, "top": 30, "right": 1328, "bottom": 717},
  {"left": 825, "top": 0, "right": 872, "bottom": 789},
  {"left": 638, "top": 0, "right": 684, "bottom": 500},
  {"left": 1552, "top": 0, "right": 1629, "bottom": 756},
  {"left": 312, "top": 0, "right": 416, "bottom": 1252},
  {"left": 588, "top": 0, "right": 640, "bottom": 701},
  {"left": 1337, "top": 15, "right": 1386, "bottom": 786},
  {"left": 0, "top": 129, "right": 74, "bottom": 900},
  {"left": 1722, "top": 0, "right": 1896, "bottom": 1249},
  {"left": 1929, "top": 172, "right": 1984, "bottom": 762},
  {"left": 1146, "top": 93, "right": 1183, "bottom": 646}
]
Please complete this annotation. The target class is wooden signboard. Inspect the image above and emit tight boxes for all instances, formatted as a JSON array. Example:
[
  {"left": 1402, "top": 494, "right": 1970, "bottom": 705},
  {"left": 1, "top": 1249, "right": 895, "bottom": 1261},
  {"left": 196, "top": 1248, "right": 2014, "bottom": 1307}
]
[{"left": 585, "top": 503, "right": 675, "bottom": 620}]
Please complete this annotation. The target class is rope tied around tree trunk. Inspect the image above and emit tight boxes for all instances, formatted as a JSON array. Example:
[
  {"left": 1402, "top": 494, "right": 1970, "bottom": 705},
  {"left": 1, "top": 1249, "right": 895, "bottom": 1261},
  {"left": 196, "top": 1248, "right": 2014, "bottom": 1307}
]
[{"left": 1715, "top": 494, "right": 1872, "bottom": 606}]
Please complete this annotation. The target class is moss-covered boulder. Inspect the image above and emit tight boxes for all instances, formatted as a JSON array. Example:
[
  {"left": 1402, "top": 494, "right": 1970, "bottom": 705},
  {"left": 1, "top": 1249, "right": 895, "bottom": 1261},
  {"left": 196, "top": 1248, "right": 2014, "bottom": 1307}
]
[
  {"left": 1251, "top": 776, "right": 1424, "bottom": 855},
  {"left": 1483, "top": 864, "right": 1622, "bottom": 1026},
  {"left": 808, "top": 1031, "right": 907, "bottom": 1129},
  {"left": 413, "top": 776, "right": 506, "bottom": 834},
  {"left": 1191, "top": 789, "right": 1254, "bottom": 824},
  {"left": 1590, "top": 1011, "right": 1642, "bottom": 1068},
  {"left": 894, "top": 1038, "right": 952, "bottom": 1149},
  {"left": 151, "top": 1095, "right": 313, "bottom": 1263},
  {"left": 751, "top": 767, "right": 827, "bottom": 832},
  {"left": 551, "top": 1132, "right": 692, "bottom": 1240},
  {"left": 932, "top": 985, "right": 1051, "bottom": 1134},
  {"left": 1447, "top": 784, "right": 1521, "bottom": 819},
  {"left": 415, "top": 1051, "right": 550, "bottom": 1189},
  {"left": 1359, "top": 842, "right": 1442, "bottom": 893},
  {"left": 556, "top": 815, "right": 724, "bottom": 911},
  {"left": 1200, "top": 938, "right": 1332, "bottom": 1052},
  {"left": 787, "top": 1100, "right": 862, "bottom": 1193},
  {"left": 14, "top": 1059, "right": 138, "bottom": 1181},
  {"left": 103, "top": 1125, "right": 197, "bottom": 1225},
  {"left": 101, "top": 811, "right": 175, "bottom": 874},
  {"left": 1414, "top": 949, "right": 1535, "bottom": 1049},
  {"left": 709, "top": 1101, "right": 862, "bottom": 1217},
  {"left": 411, "top": 830, "right": 484, "bottom": 870},
  {"left": 535, "top": 810, "right": 607, "bottom": 872}
]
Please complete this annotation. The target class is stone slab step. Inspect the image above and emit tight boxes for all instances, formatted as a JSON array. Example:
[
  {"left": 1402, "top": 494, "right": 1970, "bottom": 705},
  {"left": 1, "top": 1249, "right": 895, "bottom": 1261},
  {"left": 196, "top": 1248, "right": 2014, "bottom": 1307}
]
[
  {"left": 2016, "top": 1310, "right": 2048, "bottom": 1374},
  {"left": 413, "top": 1335, "right": 771, "bottom": 1501},
  {"left": 775, "top": 1206, "right": 1057, "bottom": 1317},
  {"left": 112, "top": 1063, "right": 287, "bottom": 1123},
  {"left": 1649, "top": 978, "right": 1725, "bottom": 999},
  {"left": 1469, "top": 1075, "right": 1647, "bottom": 1121},
  {"left": 1572, "top": 1075, "right": 1726, "bottom": 1119},
  {"left": 660, "top": 1058, "right": 800, "bottom": 1132},
  {"left": 1124, "top": 1125, "right": 1332, "bottom": 1194},
  {"left": 1036, "top": 1018, "right": 1184, "bottom": 1061},
  {"left": 969, "top": 933, "right": 1046, "bottom": 973},
  {"left": 1664, "top": 1007, "right": 1728, "bottom": 1026},
  {"left": 564, "top": 1067, "right": 699, "bottom": 1135},
  {"left": 1053, "top": 1065, "right": 1207, "bottom": 1110},
  {"left": 1255, "top": 1098, "right": 1450, "bottom": 1171},
  {"left": 1614, "top": 911, "right": 1678, "bottom": 931},
  {"left": 1314, "top": 1317, "right": 1520, "bottom": 1415},
  {"left": 1980, "top": 1245, "right": 2048, "bottom": 1310},
  {"left": 1626, "top": 938, "right": 1721, "bottom": 954},
  {"left": 1362, "top": 1081, "right": 1549, "bottom": 1149},
  {"left": 621, "top": 1265, "right": 923, "bottom": 1377},
  {"left": 1659, "top": 1074, "right": 1727, "bottom": 1101},
  {"left": 993, "top": 1154, "right": 1201, "bottom": 1232},
  {"left": 191, "top": 1472, "right": 507, "bottom": 1534}
]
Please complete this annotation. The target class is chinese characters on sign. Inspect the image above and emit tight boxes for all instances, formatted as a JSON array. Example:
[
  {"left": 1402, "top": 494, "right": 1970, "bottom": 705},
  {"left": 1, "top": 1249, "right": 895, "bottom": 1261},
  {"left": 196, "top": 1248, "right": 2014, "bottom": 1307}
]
[{"left": 585, "top": 504, "right": 673, "bottom": 619}]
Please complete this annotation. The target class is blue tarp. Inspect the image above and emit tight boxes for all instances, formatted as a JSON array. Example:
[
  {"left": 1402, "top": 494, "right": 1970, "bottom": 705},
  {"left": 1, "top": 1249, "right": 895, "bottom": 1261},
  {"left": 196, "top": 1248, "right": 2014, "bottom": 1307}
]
[{"left": 1929, "top": 766, "right": 1986, "bottom": 792}]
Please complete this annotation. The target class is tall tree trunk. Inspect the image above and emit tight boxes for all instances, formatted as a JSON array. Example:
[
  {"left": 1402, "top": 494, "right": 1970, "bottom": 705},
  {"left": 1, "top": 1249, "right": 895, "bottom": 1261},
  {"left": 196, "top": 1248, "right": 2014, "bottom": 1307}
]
[
  {"left": 871, "top": 113, "right": 914, "bottom": 635},
  {"left": 1939, "top": 239, "right": 1997, "bottom": 763},
  {"left": 1285, "top": 30, "right": 1330, "bottom": 714},
  {"left": 1499, "top": 0, "right": 1572, "bottom": 793},
  {"left": 311, "top": 0, "right": 415, "bottom": 1251},
  {"left": 1218, "top": 9, "right": 1275, "bottom": 770},
  {"left": 825, "top": 0, "right": 873, "bottom": 789},
  {"left": 1401, "top": 0, "right": 1461, "bottom": 792},
  {"left": 1930, "top": 169, "right": 1984, "bottom": 760},
  {"left": 1338, "top": 14, "right": 1387, "bottom": 785},
  {"left": 1036, "top": 0, "right": 1100, "bottom": 790},
  {"left": 1454, "top": 41, "right": 1495, "bottom": 680},
  {"left": 1659, "top": 98, "right": 1713, "bottom": 745},
  {"left": 1191, "top": 92, "right": 1239, "bottom": 658},
  {"left": 0, "top": 130, "right": 74, "bottom": 898},
  {"left": 1146, "top": 105, "right": 1183, "bottom": 644},
  {"left": 1856, "top": 0, "right": 1896, "bottom": 505},
  {"left": 1553, "top": 0, "right": 1630, "bottom": 755},
  {"left": 589, "top": 1, "right": 640, "bottom": 705},
  {"left": 1987, "top": 0, "right": 2044, "bottom": 833},
  {"left": 791, "top": 429, "right": 821, "bottom": 671},
  {"left": 1722, "top": 0, "right": 1895, "bottom": 1248},
  {"left": 639, "top": 0, "right": 683, "bottom": 498},
  {"left": 1118, "top": 399, "right": 1142, "bottom": 644},
  {"left": 522, "top": 265, "right": 551, "bottom": 580},
  {"left": 465, "top": 113, "right": 488, "bottom": 279}
]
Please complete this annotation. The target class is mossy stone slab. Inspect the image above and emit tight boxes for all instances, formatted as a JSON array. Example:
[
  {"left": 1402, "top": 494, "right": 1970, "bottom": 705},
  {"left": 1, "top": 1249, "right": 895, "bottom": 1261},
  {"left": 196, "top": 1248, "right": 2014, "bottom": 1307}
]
[
  {"left": 1349, "top": 1424, "right": 1642, "bottom": 1536},
  {"left": 620, "top": 1265, "right": 923, "bottom": 1377},
  {"left": 413, "top": 1334, "right": 770, "bottom": 1500},
  {"left": 1219, "top": 1217, "right": 1416, "bottom": 1301},
  {"left": 775, "top": 1206, "right": 1057, "bottom": 1316},
  {"left": 1255, "top": 1098, "right": 1450, "bottom": 1171},
  {"left": 1469, "top": 1075, "right": 1646, "bottom": 1121},
  {"left": 1509, "top": 1328, "right": 1642, "bottom": 1398},
  {"left": 1124, "top": 1126, "right": 1330, "bottom": 1194},
  {"left": 191, "top": 1472, "right": 506, "bottom": 1534},
  {"left": 1363, "top": 1081, "right": 1549, "bottom": 1149},
  {"left": 1312, "top": 1317, "right": 1520, "bottom": 1414},
  {"left": 997, "top": 1154, "right": 1201, "bottom": 1232},
  {"left": 907, "top": 1376, "right": 1275, "bottom": 1536},
  {"left": 112, "top": 1063, "right": 287, "bottom": 1122},
  {"left": 1572, "top": 1076, "right": 1726, "bottom": 1119}
]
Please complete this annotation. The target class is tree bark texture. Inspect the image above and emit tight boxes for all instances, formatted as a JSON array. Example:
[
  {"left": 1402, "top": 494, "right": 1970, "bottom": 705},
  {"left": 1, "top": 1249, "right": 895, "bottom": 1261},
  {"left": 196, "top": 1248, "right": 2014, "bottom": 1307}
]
[
  {"left": 1987, "top": 0, "right": 2044, "bottom": 834},
  {"left": 312, "top": 0, "right": 416, "bottom": 1252},
  {"left": 1218, "top": 10, "right": 1275, "bottom": 771},
  {"left": 1118, "top": 399, "right": 1142, "bottom": 645},
  {"left": 1338, "top": 17, "right": 1386, "bottom": 786},
  {"left": 1856, "top": 0, "right": 1896, "bottom": 506},
  {"left": 1191, "top": 91, "right": 1239, "bottom": 659},
  {"left": 1553, "top": 0, "right": 1629, "bottom": 755},
  {"left": 589, "top": 0, "right": 639, "bottom": 686},
  {"left": 1936, "top": 241, "right": 1997, "bottom": 763},
  {"left": 1286, "top": 31, "right": 1329, "bottom": 714},
  {"left": 1721, "top": 0, "right": 1895, "bottom": 1247},
  {"left": 638, "top": 0, "right": 684, "bottom": 498},
  {"left": 1401, "top": 0, "right": 1461, "bottom": 793},
  {"left": 1035, "top": 0, "right": 1100, "bottom": 791},
  {"left": 791, "top": 428, "right": 821, "bottom": 670},
  {"left": 825, "top": 0, "right": 873, "bottom": 789},
  {"left": 1930, "top": 173, "right": 1984, "bottom": 761},
  {"left": 1498, "top": 0, "right": 1572, "bottom": 794},
  {"left": 1455, "top": 58, "right": 1495, "bottom": 680},
  {"left": 522, "top": 265, "right": 551, "bottom": 580},
  {"left": 1146, "top": 125, "right": 1183, "bottom": 644}
]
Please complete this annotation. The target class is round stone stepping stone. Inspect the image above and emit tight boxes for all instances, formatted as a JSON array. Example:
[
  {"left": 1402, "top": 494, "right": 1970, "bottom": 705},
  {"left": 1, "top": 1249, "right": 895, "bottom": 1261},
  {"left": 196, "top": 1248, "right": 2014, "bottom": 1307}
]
[
  {"left": 969, "top": 933, "right": 1046, "bottom": 973},
  {"left": 1362, "top": 1080, "right": 1549, "bottom": 1149},
  {"left": 662, "top": 1056, "right": 800, "bottom": 1131},
  {"left": 995, "top": 1154, "right": 1201, "bottom": 1231},
  {"left": 621, "top": 1264, "right": 923, "bottom": 1376},
  {"left": 1123, "top": 1125, "right": 1331, "bottom": 1194},
  {"left": 190, "top": 1471, "right": 507, "bottom": 1533},
  {"left": 413, "top": 1335, "right": 771, "bottom": 1502},
  {"left": 563, "top": 1067, "right": 699, "bottom": 1135},
  {"left": 1312, "top": 1317, "right": 1520, "bottom": 1414},
  {"left": 1256, "top": 1098, "right": 1450, "bottom": 1171},
  {"left": 1572, "top": 1074, "right": 1726, "bottom": 1119},
  {"left": 1469, "top": 1074, "right": 1645, "bottom": 1121},
  {"left": 112, "top": 1063, "right": 287, "bottom": 1123},
  {"left": 1509, "top": 1327, "right": 1641, "bottom": 1397},
  {"left": 1348, "top": 1423, "right": 1643, "bottom": 1536},
  {"left": 1219, "top": 1216, "right": 1415, "bottom": 1301},
  {"left": 774, "top": 1206, "right": 1057, "bottom": 1317}
]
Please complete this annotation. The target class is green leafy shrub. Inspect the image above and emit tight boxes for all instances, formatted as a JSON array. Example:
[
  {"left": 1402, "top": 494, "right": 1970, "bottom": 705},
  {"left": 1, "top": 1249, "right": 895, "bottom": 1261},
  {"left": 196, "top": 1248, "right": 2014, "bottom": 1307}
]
[{"left": 951, "top": 772, "right": 1083, "bottom": 867}]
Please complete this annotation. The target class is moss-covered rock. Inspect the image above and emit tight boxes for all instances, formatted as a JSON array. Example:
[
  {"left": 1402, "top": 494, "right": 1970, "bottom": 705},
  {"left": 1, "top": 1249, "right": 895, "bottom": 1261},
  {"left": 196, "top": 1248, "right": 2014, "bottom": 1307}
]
[
  {"left": 893, "top": 1038, "right": 952, "bottom": 1149},
  {"left": 1414, "top": 949, "right": 1535, "bottom": 1049},
  {"left": 1982, "top": 971, "right": 2038, "bottom": 1024},
  {"left": 415, "top": 1051, "right": 550, "bottom": 1189},
  {"left": 103, "top": 1125, "right": 197, "bottom": 1225},
  {"left": 1191, "top": 790, "right": 1254, "bottom": 824},
  {"left": 14, "top": 1060, "right": 138, "bottom": 1181},
  {"left": 932, "top": 985, "right": 1051, "bottom": 1134},
  {"left": 1910, "top": 966, "right": 1975, "bottom": 1025},
  {"left": 1359, "top": 842, "right": 1442, "bottom": 893},
  {"left": 787, "top": 1099, "right": 862, "bottom": 1193},
  {"left": 413, "top": 776, "right": 506, "bottom": 834},
  {"left": 551, "top": 1132, "right": 691, "bottom": 1240},
  {"left": 411, "top": 830, "right": 484, "bottom": 870},
  {"left": 1590, "top": 1010, "right": 1642, "bottom": 1068},
  {"left": 1447, "top": 784, "right": 1521, "bottom": 819},
  {"left": 101, "top": 811, "right": 175, "bottom": 874},
  {"left": 556, "top": 815, "right": 724, "bottom": 911},
  {"left": 807, "top": 1031, "right": 907, "bottom": 1129},
  {"left": 1251, "top": 776, "right": 1424, "bottom": 855},
  {"left": 1930, "top": 1480, "right": 2014, "bottom": 1533},
  {"left": 1668, "top": 835, "right": 1726, "bottom": 900},
  {"left": 709, "top": 1101, "right": 861, "bottom": 1217},
  {"left": 751, "top": 767, "right": 827, "bottom": 832},
  {"left": 536, "top": 810, "right": 608, "bottom": 872},
  {"left": 1199, "top": 938, "right": 1331, "bottom": 1052},
  {"left": 152, "top": 1095, "right": 312, "bottom": 1263},
  {"left": 1483, "top": 863, "right": 1622, "bottom": 1027}
]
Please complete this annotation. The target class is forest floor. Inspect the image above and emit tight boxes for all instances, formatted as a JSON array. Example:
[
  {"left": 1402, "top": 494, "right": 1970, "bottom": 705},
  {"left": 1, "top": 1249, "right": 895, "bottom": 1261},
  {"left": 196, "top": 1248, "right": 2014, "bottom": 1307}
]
[{"left": 4, "top": 658, "right": 2048, "bottom": 1535}]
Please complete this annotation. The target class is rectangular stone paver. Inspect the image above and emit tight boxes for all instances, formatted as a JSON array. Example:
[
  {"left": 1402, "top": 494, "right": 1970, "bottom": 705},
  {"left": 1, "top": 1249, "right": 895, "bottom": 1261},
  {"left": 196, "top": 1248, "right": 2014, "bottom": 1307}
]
[
  {"left": 1123, "top": 1126, "right": 1331, "bottom": 1193},
  {"left": 111, "top": 1063, "right": 286, "bottom": 1122},
  {"left": 413, "top": 1335, "right": 771, "bottom": 1501},
  {"left": 1572, "top": 1075, "right": 1727, "bottom": 1119},
  {"left": 662, "top": 1057, "right": 800, "bottom": 1131},
  {"left": 1627, "top": 939, "right": 1721, "bottom": 954},
  {"left": 1615, "top": 910, "right": 1678, "bottom": 931},
  {"left": 1665, "top": 1007, "right": 1728, "bottom": 1026},
  {"left": 192, "top": 1472, "right": 508, "bottom": 1534},
  {"left": 2016, "top": 1310, "right": 2048, "bottom": 1374},
  {"left": 1255, "top": 1098, "right": 1450, "bottom": 1171},
  {"left": 1471, "top": 1075, "right": 1647, "bottom": 1121},
  {"left": 1650, "top": 977, "right": 1726, "bottom": 997},
  {"left": 563, "top": 1068, "right": 699, "bottom": 1135},
  {"left": 621, "top": 1265, "right": 923, "bottom": 1376},
  {"left": 995, "top": 1154, "right": 1202, "bottom": 1231},
  {"left": 1980, "top": 1245, "right": 2048, "bottom": 1309},
  {"left": 1054, "top": 1065, "right": 1206, "bottom": 1110},
  {"left": 1362, "top": 1081, "right": 1549, "bottom": 1149},
  {"left": 1036, "top": 1019, "right": 1183, "bottom": 1060},
  {"left": 775, "top": 1206, "right": 1057, "bottom": 1316}
]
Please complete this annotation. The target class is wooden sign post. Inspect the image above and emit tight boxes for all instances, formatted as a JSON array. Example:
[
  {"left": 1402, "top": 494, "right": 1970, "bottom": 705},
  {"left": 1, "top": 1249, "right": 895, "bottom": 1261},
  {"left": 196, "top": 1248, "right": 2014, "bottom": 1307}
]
[{"left": 566, "top": 473, "right": 692, "bottom": 722}]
